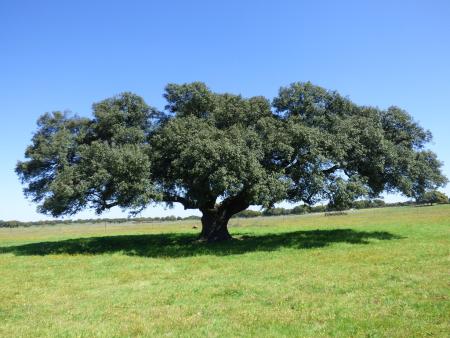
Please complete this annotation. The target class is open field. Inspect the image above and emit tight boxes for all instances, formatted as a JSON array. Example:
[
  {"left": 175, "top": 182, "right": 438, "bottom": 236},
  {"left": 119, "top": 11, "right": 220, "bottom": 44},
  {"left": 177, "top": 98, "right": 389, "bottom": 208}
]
[{"left": 1, "top": 205, "right": 449, "bottom": 337}]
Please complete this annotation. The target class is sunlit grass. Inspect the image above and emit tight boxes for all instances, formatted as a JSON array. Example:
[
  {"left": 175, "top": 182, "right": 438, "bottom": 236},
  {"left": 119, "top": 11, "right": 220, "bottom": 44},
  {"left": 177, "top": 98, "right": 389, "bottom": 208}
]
[{"left": 1, "top": 205, "right": 449, "bottom": 337}]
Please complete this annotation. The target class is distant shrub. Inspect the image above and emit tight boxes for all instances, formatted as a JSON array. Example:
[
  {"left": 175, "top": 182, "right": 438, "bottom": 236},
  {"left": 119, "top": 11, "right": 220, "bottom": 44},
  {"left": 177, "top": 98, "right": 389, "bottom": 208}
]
[
  {"left": 184, "top": 215, "right": 201, "bottom": 220},
  {"left": 419, "top": 191, "right": 449, "bottom": 205},
  {"left": 233, "top": 210, "right": 262, "bottom": 218},
  {"left": 309, "top": 205, "right": 326, "bottom": 213},
  {"left": 263, "top": 208, "right": 291, "bottom": 216},
  {"left": 324, "top": 211, "right": 347, "bottom": 216},
  {"left": 291, "top": 205, "right": 308, "bottom": 214},
  {"left": 372, "top": 199, "right": 386, "bottom": 208},
  {"left": 353, "top": 199, "right": 386, "bottom": 209}
]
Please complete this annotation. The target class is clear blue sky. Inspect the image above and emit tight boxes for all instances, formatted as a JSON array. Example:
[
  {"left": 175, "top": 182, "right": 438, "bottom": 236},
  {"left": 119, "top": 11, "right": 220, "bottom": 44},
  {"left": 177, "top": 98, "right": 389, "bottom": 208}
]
[{"left": 1, "top": 0, "right": 449, "bottom": 221}]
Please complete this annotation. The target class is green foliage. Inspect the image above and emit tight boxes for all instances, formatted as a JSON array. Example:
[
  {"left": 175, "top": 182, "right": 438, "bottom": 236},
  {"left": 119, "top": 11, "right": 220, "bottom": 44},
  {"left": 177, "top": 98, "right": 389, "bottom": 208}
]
[
  {"left": 326, "top": 176, "right": 368, "bottom": 211},
  {"left": 291, "top": 205, "right": 308, "bottom": 214},
  {"left": 233, "top": 210, "right": 262, "bottom": 218},
  {"left": 17, "top": 82, "right": 447, "bottom": 227},
  {"left": 418, "top": 190, "right": 449, "bottom": 205},
  {"left": 263, "top": 207, "right": 290, "bottom": 216},
  {"left": 352, "top": 199, "right": 386, "bottom": 209}
]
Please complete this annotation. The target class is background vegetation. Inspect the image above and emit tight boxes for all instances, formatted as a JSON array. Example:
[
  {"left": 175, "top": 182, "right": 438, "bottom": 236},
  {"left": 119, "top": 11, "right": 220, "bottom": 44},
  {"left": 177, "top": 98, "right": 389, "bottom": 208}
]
[{"left": 3, "top": 196, "right": 448, "bottom": 228}]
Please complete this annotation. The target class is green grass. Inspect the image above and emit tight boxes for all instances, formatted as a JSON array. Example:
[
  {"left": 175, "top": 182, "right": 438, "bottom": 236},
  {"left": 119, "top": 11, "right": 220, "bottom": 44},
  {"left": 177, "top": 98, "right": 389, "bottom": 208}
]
[{"left": 1, "top": 205, "right": 449, "bottom": 337}]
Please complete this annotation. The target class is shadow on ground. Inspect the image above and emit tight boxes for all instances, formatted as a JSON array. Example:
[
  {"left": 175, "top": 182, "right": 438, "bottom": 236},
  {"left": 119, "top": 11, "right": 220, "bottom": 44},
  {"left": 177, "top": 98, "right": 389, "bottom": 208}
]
[{"left": 0, "top": 229, "right": 402, "bottom": 258}]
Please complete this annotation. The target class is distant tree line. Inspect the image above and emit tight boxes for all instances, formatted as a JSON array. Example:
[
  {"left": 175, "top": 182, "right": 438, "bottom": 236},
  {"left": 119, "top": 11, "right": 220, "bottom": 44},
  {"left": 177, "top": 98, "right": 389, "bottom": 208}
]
[
  {"left": 2, "top": 192, "right": 448, "bottom": 228},
  {"left": 232, "top": 200, "right": 387, "bottom": 218},
  {"left": 234, "top": 194, "right": 449, "bottom": 218},
  {"left": 417, "top": 191, "right": 449, "bottom": 205},
  {"left": 0, "top": 215, "right": 201, "bottom": 228}
]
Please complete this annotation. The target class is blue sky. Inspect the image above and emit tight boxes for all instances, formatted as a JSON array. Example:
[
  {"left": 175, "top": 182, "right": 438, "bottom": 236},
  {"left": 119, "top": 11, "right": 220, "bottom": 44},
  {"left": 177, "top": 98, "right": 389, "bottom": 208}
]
[{"left": 1, "top": 0, "right": 449, "bottom": 221}]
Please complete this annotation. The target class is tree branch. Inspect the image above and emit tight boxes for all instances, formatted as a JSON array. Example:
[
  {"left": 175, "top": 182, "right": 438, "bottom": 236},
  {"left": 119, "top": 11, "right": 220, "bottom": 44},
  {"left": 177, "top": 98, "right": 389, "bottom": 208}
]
[
  {"left": 162, "top": 193, "right": 197, "bottom": 209},
  {"left": 322, "top": 164, "right": 340, "bottom": 176},
  {"left": 219, "top": 191, "right": 250, "bottom": 217}
]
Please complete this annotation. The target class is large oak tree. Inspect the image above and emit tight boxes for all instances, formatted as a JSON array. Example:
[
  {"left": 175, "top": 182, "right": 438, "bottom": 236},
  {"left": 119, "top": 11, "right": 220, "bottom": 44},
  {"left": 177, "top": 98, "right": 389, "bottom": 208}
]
[{"left": 17, "top": 82, "right": 447, "bottom": 241}]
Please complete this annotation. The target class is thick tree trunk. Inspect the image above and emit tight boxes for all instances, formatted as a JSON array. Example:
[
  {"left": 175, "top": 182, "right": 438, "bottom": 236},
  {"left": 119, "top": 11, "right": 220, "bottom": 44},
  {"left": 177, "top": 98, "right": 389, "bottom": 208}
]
[
  {"left": 199, "top": 208, "right": 232, "bottom": 242},
  {"left": 198, "top": 194, "right": 249, "bottom": 242}
]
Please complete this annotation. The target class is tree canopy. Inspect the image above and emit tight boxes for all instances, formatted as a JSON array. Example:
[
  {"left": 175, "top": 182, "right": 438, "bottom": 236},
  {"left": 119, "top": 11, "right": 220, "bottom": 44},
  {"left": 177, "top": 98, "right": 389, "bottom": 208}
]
[{"left": 17, "top": 82, "right": 447, "bottom": 241}]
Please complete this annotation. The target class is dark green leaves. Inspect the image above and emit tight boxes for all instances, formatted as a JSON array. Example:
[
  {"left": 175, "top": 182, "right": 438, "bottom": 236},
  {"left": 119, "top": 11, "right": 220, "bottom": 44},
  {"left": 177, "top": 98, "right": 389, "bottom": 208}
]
[
  {"left": 16, "top": 95, "right": 158, "bottom": 216},
  {"left": 93, "top": 92, "right": 160, "bottom": 144},
  {"left": 17, "top": 82, "right": 447, "bottom": 217},
  {"left": 275, "top": 82, "right": 447, "bottom": 203},
  {"left": 164, "top": 82, "right": 215, "bottom": 118}
]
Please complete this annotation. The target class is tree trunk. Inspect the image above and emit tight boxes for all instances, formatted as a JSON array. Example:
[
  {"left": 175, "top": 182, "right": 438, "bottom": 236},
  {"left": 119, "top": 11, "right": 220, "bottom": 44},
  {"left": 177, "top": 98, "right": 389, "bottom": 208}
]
[
  {"left": 199, "top": 208, "right": 232, "bottom": 242},
  {"left": 198, "top": 194, "right": 249, "bottom": 242}
]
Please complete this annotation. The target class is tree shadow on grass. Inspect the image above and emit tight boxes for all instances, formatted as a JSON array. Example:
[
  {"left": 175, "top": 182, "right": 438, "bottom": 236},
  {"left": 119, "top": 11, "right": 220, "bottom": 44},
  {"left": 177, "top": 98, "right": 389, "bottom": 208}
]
[{"left": 0, "top": 229, "right": 402, "bottom": 258}]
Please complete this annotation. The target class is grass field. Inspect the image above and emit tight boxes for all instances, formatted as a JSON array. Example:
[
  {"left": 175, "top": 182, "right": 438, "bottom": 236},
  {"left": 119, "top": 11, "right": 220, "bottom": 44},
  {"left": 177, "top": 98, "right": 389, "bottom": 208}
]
[{"left": 1, "top": 205, "right": 449, "bottom": 337}]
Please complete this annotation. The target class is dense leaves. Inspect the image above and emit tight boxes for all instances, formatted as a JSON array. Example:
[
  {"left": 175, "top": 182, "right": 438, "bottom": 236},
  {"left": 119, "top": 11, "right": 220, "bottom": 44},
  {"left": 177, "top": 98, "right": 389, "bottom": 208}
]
[
  {"left": 17, "top": 82, "right": 447, "bottom": 239},
  {"left": 17, "top": 93, "right": 159, "bottom": 216}
]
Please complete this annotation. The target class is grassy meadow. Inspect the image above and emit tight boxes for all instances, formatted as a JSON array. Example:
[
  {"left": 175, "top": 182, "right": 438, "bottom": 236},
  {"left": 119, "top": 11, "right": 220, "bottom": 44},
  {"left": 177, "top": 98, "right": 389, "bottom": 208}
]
[{"left": 0, "top": 205, "right": 449, "bottom": 337}]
